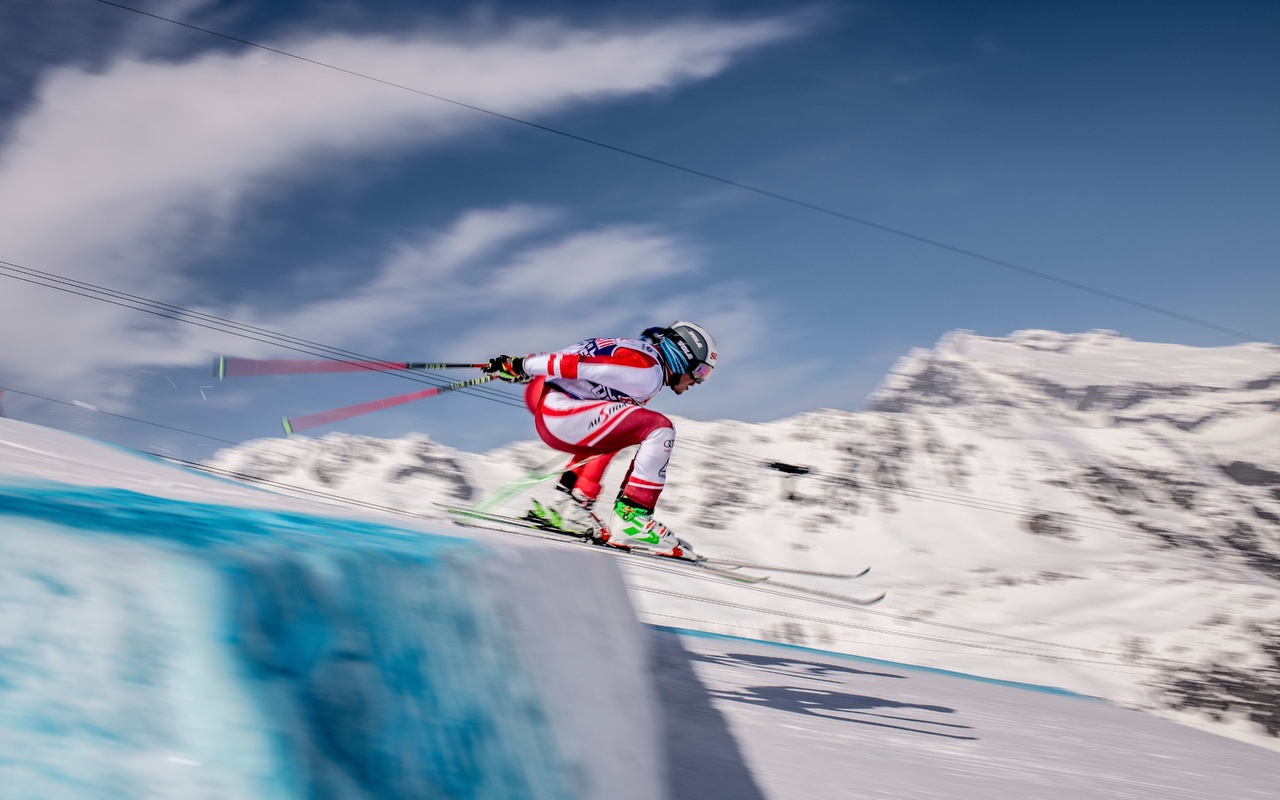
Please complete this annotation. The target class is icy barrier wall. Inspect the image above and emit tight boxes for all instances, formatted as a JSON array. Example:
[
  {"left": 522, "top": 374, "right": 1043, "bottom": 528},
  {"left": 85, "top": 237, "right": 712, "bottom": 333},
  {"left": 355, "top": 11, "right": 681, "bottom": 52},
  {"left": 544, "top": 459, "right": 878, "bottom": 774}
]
[{"left": 0, "top": 480, "right": 662, "bottom": 800}]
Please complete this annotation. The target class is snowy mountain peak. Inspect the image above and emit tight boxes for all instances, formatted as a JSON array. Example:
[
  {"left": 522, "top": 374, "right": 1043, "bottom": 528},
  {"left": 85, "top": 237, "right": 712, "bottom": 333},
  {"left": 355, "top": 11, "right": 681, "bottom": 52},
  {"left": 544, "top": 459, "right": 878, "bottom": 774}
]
[
  {"left": 208, "top": 329, "right": 1280, "bottom": 752},
  {"left": 868, "top": 329, "right": 1280, "bottom": 419}
]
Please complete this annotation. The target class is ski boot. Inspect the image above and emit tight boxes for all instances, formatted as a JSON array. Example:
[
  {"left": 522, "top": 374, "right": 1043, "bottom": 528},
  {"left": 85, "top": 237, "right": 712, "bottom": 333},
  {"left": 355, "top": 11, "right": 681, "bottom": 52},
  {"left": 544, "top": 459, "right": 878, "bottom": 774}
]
[
  {"left": 603, "top": 498, "right": 697, "bottom": 560},
  {"left": 526, "top": 484, "right": 598, "bottom": 535}
]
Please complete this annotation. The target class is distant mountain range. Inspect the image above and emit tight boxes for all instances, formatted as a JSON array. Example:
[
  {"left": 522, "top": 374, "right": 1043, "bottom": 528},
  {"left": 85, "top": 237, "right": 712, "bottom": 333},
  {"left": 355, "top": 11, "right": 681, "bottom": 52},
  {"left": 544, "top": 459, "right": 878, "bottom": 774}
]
[{"left": 207, "top": 329, "right": 1280, "bottom": 751}]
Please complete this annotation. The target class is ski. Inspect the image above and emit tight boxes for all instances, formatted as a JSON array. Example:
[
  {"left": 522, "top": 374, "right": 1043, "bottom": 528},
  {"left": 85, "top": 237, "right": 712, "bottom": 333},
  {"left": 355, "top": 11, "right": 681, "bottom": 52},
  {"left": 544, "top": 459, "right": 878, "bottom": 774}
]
[
  {"left": 449, "top": 508, "right": 885, "bottom": 605},
  {"left": 446, "top": 508, "right": 770, "bottom": 584},
  {"left": 215, "top": 355, "right": 485, "bottom": 380},
  {"left": 449, "top": 508, "right": 886, "bottom": 606},
  {"left": 694, "top": 559, "right": 870, "bottom": 580},
  {"left": 447, "top": 508, "right": 869, "bottom": 580},
  {"left": 449, "top": 506, "right": 594, "bottom": 542},
  {"left": 759, "top": 579, "right": 886, "bottom": 608},
  {"left": 450, "top": 512, "right": 870, "bottom": 581}
]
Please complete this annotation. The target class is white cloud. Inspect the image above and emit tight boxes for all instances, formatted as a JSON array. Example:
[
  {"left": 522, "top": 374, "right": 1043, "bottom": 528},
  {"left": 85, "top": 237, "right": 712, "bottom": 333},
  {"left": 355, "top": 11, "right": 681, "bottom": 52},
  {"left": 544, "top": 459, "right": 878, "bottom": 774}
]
[
  {"left": 249, "top": 205, "right": 560, "bottom": 349},
  {"left": 288, "top": 205, "right": 708, "bottom": 357},
  {"left": 0, "top": 12, "right": 809, "bottom": 402},
  {"left": 219, "top": 205, "right": 705, "bottom": 361},
  {"left": 488, "top": 224, "right": 690, "bottom": 305}
]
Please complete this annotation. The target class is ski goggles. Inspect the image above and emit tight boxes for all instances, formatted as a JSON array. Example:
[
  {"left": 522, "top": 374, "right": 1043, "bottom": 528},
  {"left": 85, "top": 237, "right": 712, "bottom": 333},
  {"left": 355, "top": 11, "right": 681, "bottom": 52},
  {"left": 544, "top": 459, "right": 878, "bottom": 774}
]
[{"left": 690, "top": 361, "right": 714, "bottom": 383}]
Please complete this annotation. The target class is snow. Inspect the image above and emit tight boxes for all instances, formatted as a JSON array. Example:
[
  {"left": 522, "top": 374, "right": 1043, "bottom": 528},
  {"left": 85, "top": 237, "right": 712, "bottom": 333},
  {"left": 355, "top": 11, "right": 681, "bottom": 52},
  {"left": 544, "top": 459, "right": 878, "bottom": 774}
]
[
  {"left": 933, "top": 328, "right": 1279, "bottom": 388},
  {"left": 656, "top": 630, "right": 1280, "bottom": 799},
  {"left": 6, "top": 328, "right": 1280, "bottom": 798},
  {"left": 208, "top": 329, "right": 1280, "bottom": 754},
  {"left": 0, "top": 419, "right": 662, "bottom": 800}
]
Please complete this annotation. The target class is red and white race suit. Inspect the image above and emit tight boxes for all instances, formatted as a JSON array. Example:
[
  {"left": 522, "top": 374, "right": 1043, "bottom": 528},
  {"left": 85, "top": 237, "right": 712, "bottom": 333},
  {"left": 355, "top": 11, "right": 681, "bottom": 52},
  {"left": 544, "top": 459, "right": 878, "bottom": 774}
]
[{"left": 521, "top": 337, "right": 674, "bottom": 509}]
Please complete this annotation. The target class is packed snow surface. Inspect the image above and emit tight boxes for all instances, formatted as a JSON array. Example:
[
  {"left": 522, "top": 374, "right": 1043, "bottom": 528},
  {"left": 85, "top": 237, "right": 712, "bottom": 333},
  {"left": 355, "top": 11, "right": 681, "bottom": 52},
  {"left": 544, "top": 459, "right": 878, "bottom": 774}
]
[
  {"left": 6, "top": 328, "right": 1280, "bottom": 799},
  {"left": 0, "top": 420, "right": 662, "bottom": 800},
  {"left": 653, "top": 629, "right": 1280, "bottom": 799},
  {"left": 6, "top": 419, "right": 1280, "bottom": 800}
]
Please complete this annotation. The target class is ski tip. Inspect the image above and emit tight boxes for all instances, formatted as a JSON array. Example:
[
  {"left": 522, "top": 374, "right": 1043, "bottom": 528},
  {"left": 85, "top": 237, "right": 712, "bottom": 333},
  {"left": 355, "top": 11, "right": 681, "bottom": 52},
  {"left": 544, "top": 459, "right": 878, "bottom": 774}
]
[
  {"left": 213, "top": 355, "right": 226, "bottom": 381},
  {"left": 281, "top": 417, "right": 294, "bottom": 436}
]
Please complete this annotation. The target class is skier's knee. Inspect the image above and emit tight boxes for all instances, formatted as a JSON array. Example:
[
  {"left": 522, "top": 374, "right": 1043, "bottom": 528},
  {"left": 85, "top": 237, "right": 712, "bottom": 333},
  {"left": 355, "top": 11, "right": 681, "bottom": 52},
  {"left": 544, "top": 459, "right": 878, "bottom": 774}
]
[
  {"left": 637, "top": 409, "right": 673, "bottom": 440},
  {"left": 641, "top": 423, "right": 675, "bottom": 451}
]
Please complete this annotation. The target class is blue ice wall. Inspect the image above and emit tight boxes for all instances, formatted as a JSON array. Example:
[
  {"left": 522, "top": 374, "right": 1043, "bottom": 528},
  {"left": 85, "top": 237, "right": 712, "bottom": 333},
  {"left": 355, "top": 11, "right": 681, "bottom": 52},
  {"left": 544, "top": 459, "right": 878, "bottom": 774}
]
[{"left": 0, "top": 481, "right": 579, "bottom": 799}]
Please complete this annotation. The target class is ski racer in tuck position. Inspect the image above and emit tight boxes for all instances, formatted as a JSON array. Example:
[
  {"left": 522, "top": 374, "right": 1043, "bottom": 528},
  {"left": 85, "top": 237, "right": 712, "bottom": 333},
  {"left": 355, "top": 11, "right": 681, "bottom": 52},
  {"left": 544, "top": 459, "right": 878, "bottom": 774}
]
[{"left": 482, "top": 321, "right": 718, "bottom": 560}]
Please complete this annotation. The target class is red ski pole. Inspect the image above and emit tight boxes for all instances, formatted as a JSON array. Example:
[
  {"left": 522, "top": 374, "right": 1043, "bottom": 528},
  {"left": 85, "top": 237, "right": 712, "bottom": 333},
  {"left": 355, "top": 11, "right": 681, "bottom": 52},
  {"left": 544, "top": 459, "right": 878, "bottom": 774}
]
[{"left": 282, "top": 375, "right": 496, "bottom": 435}]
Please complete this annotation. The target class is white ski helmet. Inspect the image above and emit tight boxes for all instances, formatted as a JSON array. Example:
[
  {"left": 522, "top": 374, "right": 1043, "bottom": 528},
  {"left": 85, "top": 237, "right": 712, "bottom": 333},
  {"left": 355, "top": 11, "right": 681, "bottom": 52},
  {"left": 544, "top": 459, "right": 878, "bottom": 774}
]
[{"left": 642, "top": 321, "right": 719, "bottom": 385}]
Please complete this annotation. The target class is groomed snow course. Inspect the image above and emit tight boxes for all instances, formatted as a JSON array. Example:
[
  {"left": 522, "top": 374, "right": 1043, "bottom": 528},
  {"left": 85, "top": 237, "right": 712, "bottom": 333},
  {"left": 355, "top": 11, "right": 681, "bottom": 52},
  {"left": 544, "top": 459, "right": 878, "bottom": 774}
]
[{"left": 0, "top": 418, "right": 662, "bottom": 800}]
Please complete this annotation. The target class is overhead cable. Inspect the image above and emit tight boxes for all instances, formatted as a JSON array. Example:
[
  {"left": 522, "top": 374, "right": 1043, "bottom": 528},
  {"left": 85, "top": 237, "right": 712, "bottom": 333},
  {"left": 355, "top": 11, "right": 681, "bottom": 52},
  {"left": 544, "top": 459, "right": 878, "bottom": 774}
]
[
  {"left": 0, "top": 258, "right": 526, "bottom": 409},
  {"left": 91, "top": 0, "right": 1269, "bottom": 343}
]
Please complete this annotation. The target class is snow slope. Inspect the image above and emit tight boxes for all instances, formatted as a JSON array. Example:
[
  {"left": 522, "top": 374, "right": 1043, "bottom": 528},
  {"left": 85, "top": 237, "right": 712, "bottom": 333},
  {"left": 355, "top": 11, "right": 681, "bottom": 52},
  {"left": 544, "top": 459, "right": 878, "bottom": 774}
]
[
  {"left": 207, "top": 329, "right": 1280, "bottom": 751},
  {"left": 5, "top": 349, "right": 1280, "bottom": 798},
  {"left": 0, "top": 419, "right": 662, "bottom": 800},
  {"left": 656, "top": 629, "right": 1280, "bottom": 800}
]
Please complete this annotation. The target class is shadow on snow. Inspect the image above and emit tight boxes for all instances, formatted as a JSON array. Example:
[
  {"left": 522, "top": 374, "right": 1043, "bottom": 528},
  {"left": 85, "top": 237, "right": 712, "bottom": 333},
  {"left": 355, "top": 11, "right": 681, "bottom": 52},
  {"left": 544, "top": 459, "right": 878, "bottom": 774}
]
[{"left": 692, "top": 651, "right": 978, "bottom": 742}]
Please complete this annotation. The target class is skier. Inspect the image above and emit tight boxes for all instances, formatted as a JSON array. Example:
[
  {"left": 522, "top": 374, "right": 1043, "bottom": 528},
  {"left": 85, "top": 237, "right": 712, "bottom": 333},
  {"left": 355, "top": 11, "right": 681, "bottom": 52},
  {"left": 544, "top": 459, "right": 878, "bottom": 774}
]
[{"left": 482, "top": 321, "right": 718, "bottom": 560}]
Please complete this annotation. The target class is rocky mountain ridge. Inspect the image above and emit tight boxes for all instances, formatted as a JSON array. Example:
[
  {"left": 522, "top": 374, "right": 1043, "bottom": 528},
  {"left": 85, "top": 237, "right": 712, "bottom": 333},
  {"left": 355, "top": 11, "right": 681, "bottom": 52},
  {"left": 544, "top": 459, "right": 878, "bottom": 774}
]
[{"left": 207, "top": 329, "right": 1280, "bottom": 750}]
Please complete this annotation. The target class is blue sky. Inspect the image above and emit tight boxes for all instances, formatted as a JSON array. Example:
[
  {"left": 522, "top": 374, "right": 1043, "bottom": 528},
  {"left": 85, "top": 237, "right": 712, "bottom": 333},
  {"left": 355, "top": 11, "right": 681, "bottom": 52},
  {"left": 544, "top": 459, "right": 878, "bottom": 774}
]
[{"left": 0, "top": 0, "right": 1276, "bottom": 460}]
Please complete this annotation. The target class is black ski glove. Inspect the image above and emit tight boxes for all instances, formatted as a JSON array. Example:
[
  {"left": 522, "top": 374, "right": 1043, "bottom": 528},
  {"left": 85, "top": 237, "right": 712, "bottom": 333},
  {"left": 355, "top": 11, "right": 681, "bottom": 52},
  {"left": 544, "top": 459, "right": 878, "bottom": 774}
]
[{"left": 483, "top": 355, "right": 529, "bottom": 383}]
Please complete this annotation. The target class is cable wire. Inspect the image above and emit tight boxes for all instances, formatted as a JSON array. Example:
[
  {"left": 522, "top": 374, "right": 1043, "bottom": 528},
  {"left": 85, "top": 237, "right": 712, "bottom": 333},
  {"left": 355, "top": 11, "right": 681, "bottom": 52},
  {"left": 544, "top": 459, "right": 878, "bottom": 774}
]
[
  {"left": 0, "top": 252, "right": 1171, "bottom": 540},
  {"left": 0, "top": 400, "right": 1206, "bottom": 673},
  {"left": 639, "top": 611, "right": 1149, "bottom": 676},
  {"left": 163, "top": 454, "right": 1191, "bottom": 671},
  {"left": 630, "top": 558, "right": 1131, "bottom": 659},
  {"left": 675, "top": 436, "right": 1157, "bottom": 539},
  {"left": 0, "top": 384, "right": 242, "bottom": 445},
  {"left": 90, "top": 0, "right": 1270, "bottom": 344},
  {"left": 0, "top": 258, "right": 526, "bottom": 409},
  {"left": 631, "top": 585, "right": 1144, "bottom": 669}
]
